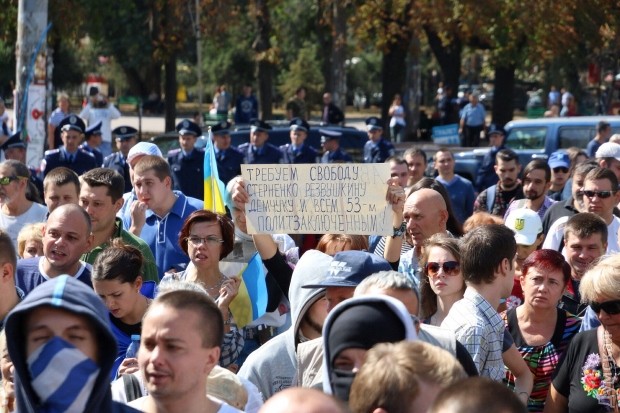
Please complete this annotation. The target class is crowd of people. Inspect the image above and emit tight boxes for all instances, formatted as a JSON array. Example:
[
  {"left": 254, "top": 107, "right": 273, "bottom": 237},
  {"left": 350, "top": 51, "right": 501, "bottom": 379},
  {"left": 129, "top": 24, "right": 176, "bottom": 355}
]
[{"left": 0, "top": 90, "right": 619, "bottom": 413}]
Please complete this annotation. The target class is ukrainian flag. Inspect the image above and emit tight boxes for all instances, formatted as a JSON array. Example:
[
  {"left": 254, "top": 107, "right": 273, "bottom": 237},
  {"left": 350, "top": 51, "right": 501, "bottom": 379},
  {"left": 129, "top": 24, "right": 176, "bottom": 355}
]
[
  {"left": 203, "top": 131, "right": 227, "bottom": 214},
  {"left": 227, "top": 252, "right": 268, "bottom": 328}
]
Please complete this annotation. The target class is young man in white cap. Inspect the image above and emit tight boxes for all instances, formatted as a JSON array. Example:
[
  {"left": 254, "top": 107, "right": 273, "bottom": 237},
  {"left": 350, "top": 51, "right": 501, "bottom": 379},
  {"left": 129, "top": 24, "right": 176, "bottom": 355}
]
[{"left": 595, "top": 141, "right": 620, "bottom": 182}]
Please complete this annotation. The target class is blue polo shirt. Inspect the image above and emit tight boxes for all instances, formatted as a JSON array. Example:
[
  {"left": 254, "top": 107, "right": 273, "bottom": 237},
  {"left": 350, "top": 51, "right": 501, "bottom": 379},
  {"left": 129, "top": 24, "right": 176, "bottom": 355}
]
[
  {"left": 460, "top": 103, "right": 486, "bottom": 127},
  {"left": 133, "top": 191, "right": 203, "bottom": 279}
]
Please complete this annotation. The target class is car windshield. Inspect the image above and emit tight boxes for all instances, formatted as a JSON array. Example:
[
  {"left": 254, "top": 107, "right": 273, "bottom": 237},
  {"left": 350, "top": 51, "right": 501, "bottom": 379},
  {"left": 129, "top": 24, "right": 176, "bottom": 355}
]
[{"left": 505, "top": 126, "right": 547, "bottom": 150}]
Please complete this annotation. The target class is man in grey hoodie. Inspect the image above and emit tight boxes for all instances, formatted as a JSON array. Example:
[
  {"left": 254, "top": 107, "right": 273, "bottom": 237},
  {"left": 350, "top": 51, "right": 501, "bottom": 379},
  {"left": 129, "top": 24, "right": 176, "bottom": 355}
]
[{"left": 238, "top": 249, "right": 334, "bottom": 399}]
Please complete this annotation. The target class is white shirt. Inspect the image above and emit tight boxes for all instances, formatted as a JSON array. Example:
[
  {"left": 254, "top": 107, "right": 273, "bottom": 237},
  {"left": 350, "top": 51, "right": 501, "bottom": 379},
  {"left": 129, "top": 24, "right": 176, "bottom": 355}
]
[
  {"left": 0, "top": 202, "right": 48, "bottom": 249},
  {"left": 543, "top": 215, "right": 620, "bottom": 255}
]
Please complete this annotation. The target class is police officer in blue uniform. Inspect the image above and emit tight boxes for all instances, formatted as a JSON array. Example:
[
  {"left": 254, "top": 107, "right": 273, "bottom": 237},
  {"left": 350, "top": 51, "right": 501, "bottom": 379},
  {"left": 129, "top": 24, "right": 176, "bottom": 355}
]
[
  {"left": 212, "top": 120, "right": 244, "bottom": 185},
  {"left": 103, "top": 126, "right": 138, "bottom": 193},
  {"left": 167, "top": 119, "right": 204, "bottom": 200},
  {"left": 320, "top": 129, "right": 352, "bottom": 163},
  {"left": 0, "top": 130, "right": 44, "bottom": 201},
  {"left": 279, "top": 118, "right": 319, "bottom": 164},
  {"left": 41, "top": 115, "right": 98, "bottom": 177},
  {"left": 238, "top": 119, "right": 282, "bottom": 164},
  {"left": 363, "top": 116, "right": 395, "bottom": 163},
  {"left": 80, "top": 121, "right": 104, "bottom": 166}
]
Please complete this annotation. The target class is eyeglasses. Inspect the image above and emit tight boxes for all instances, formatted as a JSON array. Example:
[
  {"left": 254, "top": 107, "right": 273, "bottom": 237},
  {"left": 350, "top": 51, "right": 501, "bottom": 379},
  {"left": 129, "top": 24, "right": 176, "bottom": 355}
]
[
  {"left": 186, "top": 235, "right": 224, "bottom": 246},
  {"left": 552, "top": 167, "right": 569, "bottom": 174},
  {"left": 582, "top": 190, "right": 617, "bottom": 199},
  {"left": 590, "top": 300, "right": 620, "bottom": 315},
  {"left": 425, "top": 261, "right": 460, "bottom": 277},
  {"left": 0, "top": 176, "right": 19, "bottom": 186}
]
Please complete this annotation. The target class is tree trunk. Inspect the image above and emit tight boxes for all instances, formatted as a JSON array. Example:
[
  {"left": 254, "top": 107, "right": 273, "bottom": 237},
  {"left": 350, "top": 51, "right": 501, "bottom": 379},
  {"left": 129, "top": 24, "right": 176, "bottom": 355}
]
[
  {"left": 381, "top": 42, "right": 408, "bottom": 138},
  {"left": 423, "top": 25, "right": 461, "bottom": 90},
  {"left": 164, "top": 55, "right": 177, "bottom": 132},
  {"left": 404, "top": 35, "right": 421, "bottom": 141},
  {"left": 253, "top": 0, "right": 273, "bottom": 119},
  {"left": 492, "top": 64, "right": 515, "bottom": 128},
  {"left": 330, "top": 1, "right": 347, "bottom": 116}
]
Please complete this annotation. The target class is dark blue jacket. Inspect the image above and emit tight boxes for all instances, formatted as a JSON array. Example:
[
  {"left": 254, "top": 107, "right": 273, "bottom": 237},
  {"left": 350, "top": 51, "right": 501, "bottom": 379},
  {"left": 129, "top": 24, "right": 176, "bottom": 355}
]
[
  {"left": 42, "top": 148, "right": 98, "bottom": 177},
  {"left": 321, "top": 148, "right": 353, "bottom": 163},
  {"left": 80, "top": 143, "right": 104, "bottom": 166},
  {"left": 103, "top": 152, "right": 132, "bottom": 193},
  {"left": 167, "top": 148, "right": 205, "bottom": 200},
  {"left": 279, "top": 143, "right": 319, "bottom": 164},
  {"left": 239, "top": 142, "right": 283, "bottom": 164},
  {"left": 215, "top": 147, "right": 244, "bottom": 184},
  {"left": 234, "top": 95, "right": 259, "bottom": 124},
  {"left": 363, "top": 138, "right": 395, "bottom": 163}
]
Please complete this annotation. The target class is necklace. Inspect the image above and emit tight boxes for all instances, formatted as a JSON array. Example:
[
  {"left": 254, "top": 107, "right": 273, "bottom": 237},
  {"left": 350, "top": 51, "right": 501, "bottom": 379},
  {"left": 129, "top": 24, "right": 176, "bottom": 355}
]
[{"left": 204, "top": 274, "right": 225, "bottom": 298}]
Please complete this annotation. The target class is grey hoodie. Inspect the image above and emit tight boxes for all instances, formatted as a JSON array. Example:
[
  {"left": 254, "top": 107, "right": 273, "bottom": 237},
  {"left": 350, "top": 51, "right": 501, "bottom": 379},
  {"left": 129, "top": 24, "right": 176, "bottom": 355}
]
[
  {"left": 238, "top": 250, "right": 333, "bottom": 399},
  {"left": 5, "top": 275, "right": 139, "bottom": 413}
]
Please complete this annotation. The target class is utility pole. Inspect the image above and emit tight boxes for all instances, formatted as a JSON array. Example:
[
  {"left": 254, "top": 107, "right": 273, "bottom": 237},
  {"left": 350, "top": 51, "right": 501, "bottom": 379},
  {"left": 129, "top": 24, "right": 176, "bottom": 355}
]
[
  {"left": 16, "top": 0, "right": 49, "bottom": 166},
  {"left": 195, "top": 0, "right": 203, "bottom": 117}
]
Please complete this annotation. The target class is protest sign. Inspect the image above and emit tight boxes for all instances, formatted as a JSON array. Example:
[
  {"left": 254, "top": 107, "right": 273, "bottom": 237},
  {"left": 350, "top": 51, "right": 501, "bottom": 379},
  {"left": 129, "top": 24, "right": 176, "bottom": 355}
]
[{"left": 241, "top": 163, "right": 393, "bottom": 235}]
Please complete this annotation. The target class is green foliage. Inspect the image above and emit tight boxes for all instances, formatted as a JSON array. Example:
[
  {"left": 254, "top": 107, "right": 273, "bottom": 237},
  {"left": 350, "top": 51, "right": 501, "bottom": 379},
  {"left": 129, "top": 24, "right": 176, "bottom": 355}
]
[{"left": 278, "top": 42, "right": 325, "bottom": 112}]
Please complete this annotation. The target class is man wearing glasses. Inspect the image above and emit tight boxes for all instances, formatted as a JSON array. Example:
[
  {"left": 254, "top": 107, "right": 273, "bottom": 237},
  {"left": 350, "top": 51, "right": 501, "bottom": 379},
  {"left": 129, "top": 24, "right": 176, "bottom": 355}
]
[
  {"left": 547, "top": 151, "right": 570, "bottom": 201},
  {"left": 0, "top": 160, "right": 47, "bottom": 248},
  {"left": 544, "top": 167, "right": 620, "bottom": 254}
]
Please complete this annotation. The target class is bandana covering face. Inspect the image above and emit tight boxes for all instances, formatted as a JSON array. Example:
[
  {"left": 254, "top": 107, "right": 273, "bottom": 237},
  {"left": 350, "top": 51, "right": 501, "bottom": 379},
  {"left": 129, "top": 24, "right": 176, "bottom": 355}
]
[{"left": 27, "top": 336, "right": 100, "bottom": 413}]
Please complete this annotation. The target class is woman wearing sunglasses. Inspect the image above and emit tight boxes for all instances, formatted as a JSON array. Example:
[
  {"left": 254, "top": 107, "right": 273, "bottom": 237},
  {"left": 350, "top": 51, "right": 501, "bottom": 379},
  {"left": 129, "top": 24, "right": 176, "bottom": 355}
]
[
  {"left": 502, "top": 249, "right": 581, "bottom": 412},
  {"left": 546, "top": 254, "right": 620, "bottom": 413},
  {"left": 420, "top": 233, "right": 534, "bottom": 403}
]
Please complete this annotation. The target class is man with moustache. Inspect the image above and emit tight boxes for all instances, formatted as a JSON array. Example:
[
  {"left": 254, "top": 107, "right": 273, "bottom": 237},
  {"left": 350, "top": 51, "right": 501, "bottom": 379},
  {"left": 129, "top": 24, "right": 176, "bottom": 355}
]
[
  {"left": 474, "top": 149, "right": 524, "bottom": 217},
  {"left": 504, "top": 159, "right": 556, "bottom": 220}
]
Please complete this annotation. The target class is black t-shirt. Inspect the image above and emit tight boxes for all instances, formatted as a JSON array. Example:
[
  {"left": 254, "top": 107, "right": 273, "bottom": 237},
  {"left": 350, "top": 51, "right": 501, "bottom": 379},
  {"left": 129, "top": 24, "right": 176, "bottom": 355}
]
[
  {"left": 552, "top": 329, "right": 617, "bottom": 413},
  {"left": 110, "top": 315, "right": 142, "bottom": 337}
]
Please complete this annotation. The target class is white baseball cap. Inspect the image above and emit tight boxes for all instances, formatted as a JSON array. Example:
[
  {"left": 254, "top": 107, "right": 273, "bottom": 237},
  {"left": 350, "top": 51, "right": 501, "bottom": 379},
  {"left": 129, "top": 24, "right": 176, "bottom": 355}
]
[
  {"left": 505, "top": 208, "right": 543, "bottom": 246},
  {"left": 127, "top": 142, "right": 163, "bottom": 165}
]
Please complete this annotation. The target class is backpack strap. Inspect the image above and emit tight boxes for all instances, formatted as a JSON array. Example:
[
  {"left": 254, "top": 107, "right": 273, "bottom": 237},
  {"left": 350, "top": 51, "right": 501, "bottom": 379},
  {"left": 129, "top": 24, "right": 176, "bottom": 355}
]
[{"left": 486, "top": 185, "right": 496, "bottom": 211}]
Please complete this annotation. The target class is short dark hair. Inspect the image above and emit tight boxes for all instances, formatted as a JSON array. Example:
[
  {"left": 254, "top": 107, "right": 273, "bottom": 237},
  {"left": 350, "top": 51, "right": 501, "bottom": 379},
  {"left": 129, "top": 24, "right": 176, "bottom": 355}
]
[
  {"left": 598, "top": 120, "right": 611, "bottom": 133},
  {"left": 178, "top": 210, "right": 235, "bottom": 260},
  {"left": 149, "top": 289, "right": 224, "bottom": 348},
  {"left": 92, "top": 239, "right": 144, "bottom": 284},
  {"left": 496, "top": 148, "right": 519, "bottom": 164},
  {"left": 403, "top": 148, "right": 428, "bottom": 165},
  {"left": 574, "top": 160, "right": 598, "bottom": 179},
  {"left": 459, "top": 224, "right": 516, "bottom": 285},
  {"left": 584, "top": 166, "right": 618, "bottom": 190},
  {"left": 385, "top": 156, "right": 408, "bottom": 167},
  {"left": 0, "top": 230, "right": 16, "bottom": 270},
  {"left": 433, "top": 147, "right": 454, "bottom": 162},
  {"left": 133, "top": 155, "right": 171, "bottom": 181},
  {"left": 522, "top": 249, "right": 571, "bottom": 285},
  {"left": 43, "top": 167, "right": 80, "bottom": 193},
  {"left": 564, "top": 212, "right": 608, "bottom": 243},
  {"left": 429, "top": 377, "right": 527, "bottom": 413},
  {"left": 523, "top": 159, "right": 551, "bottom": 182},
  {"left": 80, "top": 168, "right": 125, "bottom": 202}
]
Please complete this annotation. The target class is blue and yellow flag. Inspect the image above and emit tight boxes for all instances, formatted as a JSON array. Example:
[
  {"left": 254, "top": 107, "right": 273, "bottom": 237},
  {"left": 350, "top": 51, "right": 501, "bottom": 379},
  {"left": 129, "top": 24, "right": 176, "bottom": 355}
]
[
  {"left": 203, "top": 131, "right": 227, "bottom": 214},
  {"left": 228, "top": 252, "right": 268, "bottom": 328}
]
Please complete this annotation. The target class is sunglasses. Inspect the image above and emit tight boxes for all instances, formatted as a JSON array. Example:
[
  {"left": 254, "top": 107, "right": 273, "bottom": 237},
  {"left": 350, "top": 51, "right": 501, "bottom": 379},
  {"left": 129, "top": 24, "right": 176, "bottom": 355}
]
[
  {"left": 590, "top": 300, "right": 620, "bottom": 315},
  {"left": 552, "top": 167, "right": 569, "bottom": 174},
  {"left": 425, "top": 261, "right": 460, "bottom": 277},
  {"left": 0, "top": 176, "right": 18, "bottom": 186},
  {"left": 582, "top": 190, "right": 617, "bottom": 199}
]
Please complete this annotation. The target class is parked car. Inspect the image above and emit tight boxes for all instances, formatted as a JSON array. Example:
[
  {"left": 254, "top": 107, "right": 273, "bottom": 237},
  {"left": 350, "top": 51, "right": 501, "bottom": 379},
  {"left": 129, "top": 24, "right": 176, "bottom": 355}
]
[
  {"left": 452, "top": 116, "right": 620, "bottom": 182},
  {"left": 150, "top": 124, "right": 369, "bottom": 162}
]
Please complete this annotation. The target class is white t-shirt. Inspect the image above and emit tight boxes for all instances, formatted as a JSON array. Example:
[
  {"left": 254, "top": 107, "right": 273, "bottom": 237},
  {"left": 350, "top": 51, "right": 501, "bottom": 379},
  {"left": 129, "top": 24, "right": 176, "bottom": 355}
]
[
  {"left": 389, "top": 105, "right": 406, "bottom": 127},
  {"left": 0, "top": 202, "right": 48, "bottom": 249},
  {"left": 79, "top": 104, "right": 121, "bottom": 143},
  {"left": 543, "top": 215, "right": 620, "bottom": 255}
]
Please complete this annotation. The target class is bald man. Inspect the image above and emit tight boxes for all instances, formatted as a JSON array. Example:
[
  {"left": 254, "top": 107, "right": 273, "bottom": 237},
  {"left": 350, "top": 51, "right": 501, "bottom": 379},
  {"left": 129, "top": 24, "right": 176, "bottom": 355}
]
[
  {"left": 385, "top": 186, "right": 449, "bottom": 289},
  {"left": 258, "top": 383, "right": 346, "bottom": 413}
]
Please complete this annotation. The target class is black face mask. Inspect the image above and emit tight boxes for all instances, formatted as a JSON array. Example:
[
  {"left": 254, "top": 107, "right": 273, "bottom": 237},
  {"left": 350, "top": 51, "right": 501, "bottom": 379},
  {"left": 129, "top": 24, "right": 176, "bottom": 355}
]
[{"left": 330, "top": 368, "right": 357, "bottom": 402}]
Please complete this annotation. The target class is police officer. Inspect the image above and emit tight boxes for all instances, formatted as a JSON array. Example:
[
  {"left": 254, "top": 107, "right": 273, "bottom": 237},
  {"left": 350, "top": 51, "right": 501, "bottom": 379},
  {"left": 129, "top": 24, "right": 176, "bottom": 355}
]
[
  {"left": 41, "top": 115, "right": 98, "bottom": 177},
  {"left": 80, "top": 120, "right": 104, "bottom": 166},
  {"left": 363, "top": 116, "right": 395, "bottom": 163},
  {"left": 167, "top": 119, "right": 204, "bottom": 199},
  {"left": 280, "top": 118, "right": 319, "bottom": 164},
  {"left": 0, "top": 130, "right": 44, "bottom": 201},
  {"left": 320, "top": 129, "right": 352, "bottom": 163},
  {"left": 212, "top": 120, "right": 243, "bottom": 185},
  {"left": 238, "top": 119, "right": 282, "bottom": 164},
  {"left": 103, "top": 125, "right": 138, "bottom": 193}
]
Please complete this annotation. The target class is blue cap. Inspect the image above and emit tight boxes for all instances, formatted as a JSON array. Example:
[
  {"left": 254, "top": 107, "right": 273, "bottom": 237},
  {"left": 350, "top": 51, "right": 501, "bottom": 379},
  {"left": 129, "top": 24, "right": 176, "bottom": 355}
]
[
  {"left": 289, "top": 117, "right": 309, "bottom": 132},
  {"left": 112, "top": 126, "right": 138, "bottom": 141},
  {"left": 548, "top": 151, "right": 570, "bottom": 169},
  {"left": 1, "top": 130, "right": 25, "bottom": 151},
  {"left": 365, "top": 116, "right": 383, "bottom": 131},
  {"left": 320, "top": 129, "right": 342, "bottom": 144},
  {"left": 58, "top": 115, "right": 86, "bottom": 133},
  {"left": 211, "top": 120, "right": 232, "bottom": 136},
  {"left": 301, "top": 250, "right": 392, "bottom": 289},
  {"left": 85, "top": 121, "right": 103, "bottom": 138},
  {"left": 250, "top": 119, "right": 272, "bottom": 132},
  {"left": 176, "top": 119, "right": 202, "bottom": 136},
  {"left": 487, "top": 123, "right": 505, "bottom": 136}
]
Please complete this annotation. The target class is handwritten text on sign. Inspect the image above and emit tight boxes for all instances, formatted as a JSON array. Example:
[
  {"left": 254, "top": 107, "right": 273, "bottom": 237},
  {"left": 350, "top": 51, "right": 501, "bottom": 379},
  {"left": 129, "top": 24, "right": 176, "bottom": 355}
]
[{"left": 242, "top": 164, "right": 393, "bottom": 235}]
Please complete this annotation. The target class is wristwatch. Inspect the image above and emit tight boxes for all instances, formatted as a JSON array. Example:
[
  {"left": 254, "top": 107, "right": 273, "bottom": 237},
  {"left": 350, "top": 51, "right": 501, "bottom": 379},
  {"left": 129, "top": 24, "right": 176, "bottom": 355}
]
[{"left": 392, "top": 222, "right": 406, "bottom": 238}]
